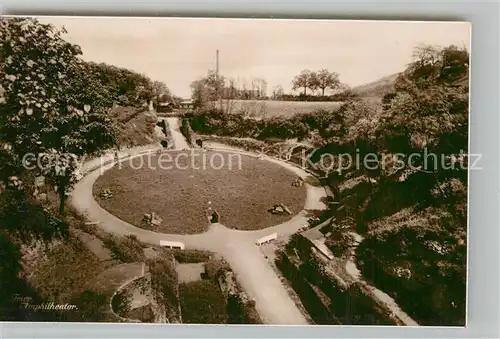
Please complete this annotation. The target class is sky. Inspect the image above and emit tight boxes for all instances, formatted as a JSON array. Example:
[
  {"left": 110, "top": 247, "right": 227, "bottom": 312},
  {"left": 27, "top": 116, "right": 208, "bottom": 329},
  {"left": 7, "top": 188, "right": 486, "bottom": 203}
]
[{"left": 37, "top": 17, "right": 471, "bottom": 98}]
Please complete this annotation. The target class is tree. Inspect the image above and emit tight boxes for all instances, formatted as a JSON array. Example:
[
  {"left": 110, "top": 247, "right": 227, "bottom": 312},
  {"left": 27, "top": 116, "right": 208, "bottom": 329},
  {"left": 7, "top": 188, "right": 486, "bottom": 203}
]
[
  {"left": 190, "top": 78, "right": 210, "bottom": 108},
  {"left": 258, "top": 78, "right": 268, "bottom": 98},
  {"left": 86, "top": 62, "right": 153, "bottom": 106},
  {"left": 251, "top": 79, "right": 259, "bottom": 99},
  {"left": 0, "top": 18, "right": 117, "bottom": 214},
  {"left": 292, "top": 69, "right": 316, "bottom": 96},
  {"left": 190, "top": 70, "right": 225, "bottom": 108},
  {"left": 151, "top": 80, "right": 171, "bottom": 107},
  {"left": 313, "top": 69, "right": 341, "bottom": 96},
  {"left": 272, "top": 85, "right": 284, "bottom": 100},
  {"left": 379, "top": 44, "right": 469, "bottom": 155}
]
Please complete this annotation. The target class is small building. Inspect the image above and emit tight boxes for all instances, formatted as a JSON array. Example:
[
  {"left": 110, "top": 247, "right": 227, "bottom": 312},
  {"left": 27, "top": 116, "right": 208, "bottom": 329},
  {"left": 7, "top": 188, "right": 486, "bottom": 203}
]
[{"left": 179, "top": 100, "right": 194, "bottom": 109}]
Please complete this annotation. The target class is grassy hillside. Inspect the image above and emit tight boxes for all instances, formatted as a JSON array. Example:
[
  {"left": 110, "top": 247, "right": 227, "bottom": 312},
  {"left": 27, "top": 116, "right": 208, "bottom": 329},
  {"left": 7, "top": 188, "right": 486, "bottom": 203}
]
[
  {"left": 351, "top": 73, "right": 399, "bottom": 99},
  {"left": 108, "top": 106, "right": 162, "bottom": 147}
]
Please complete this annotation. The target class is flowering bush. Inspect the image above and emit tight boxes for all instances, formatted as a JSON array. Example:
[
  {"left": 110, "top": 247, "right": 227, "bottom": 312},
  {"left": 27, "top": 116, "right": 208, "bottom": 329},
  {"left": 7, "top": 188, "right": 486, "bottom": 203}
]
[{"left": 0, "top": 18, "right": 117, "bottom": 213}]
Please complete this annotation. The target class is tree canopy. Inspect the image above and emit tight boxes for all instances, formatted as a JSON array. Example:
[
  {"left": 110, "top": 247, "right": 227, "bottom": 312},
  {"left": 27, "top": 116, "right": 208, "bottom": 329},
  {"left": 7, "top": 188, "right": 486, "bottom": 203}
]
[
  {"left": 190, "top": 70, "right": 225, "bottom": 108},
  {"left": 312, "top": 69, "right": 341, "bottom": 96},
  {"left": 292, "top": 69, "right": 316, "bottom": 96},
  {"left": 0, "top": 18, "right": 176, "bottom": 214}
]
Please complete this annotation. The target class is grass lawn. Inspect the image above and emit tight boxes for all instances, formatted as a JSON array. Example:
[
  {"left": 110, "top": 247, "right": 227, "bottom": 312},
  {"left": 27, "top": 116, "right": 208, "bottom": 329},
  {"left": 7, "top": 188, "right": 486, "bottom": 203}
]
[
  {"left": 176, "top": 263, "right": 205, "bottom": 283},
  {"left": 179, "top": 280, "right": 227, "bottom": 324},
  {"left": 219, "top": 100, "right": 343, "bottom": 117},
  {"left": 94, "top": 150, "right": 306, "bottom": 233}
]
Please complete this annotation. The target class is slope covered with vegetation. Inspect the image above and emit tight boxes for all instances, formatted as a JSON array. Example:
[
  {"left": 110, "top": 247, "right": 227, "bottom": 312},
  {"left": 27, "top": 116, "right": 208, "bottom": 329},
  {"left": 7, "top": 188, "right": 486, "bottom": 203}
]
[
  {"left": 185, "top": 44, "right": 469, "bottom": 325},
  {"left": 0, "top": 18, "right": 168, "bottom": 321},
  {"left": 351, "top": 73, "right": 399, "bottom": 99}
]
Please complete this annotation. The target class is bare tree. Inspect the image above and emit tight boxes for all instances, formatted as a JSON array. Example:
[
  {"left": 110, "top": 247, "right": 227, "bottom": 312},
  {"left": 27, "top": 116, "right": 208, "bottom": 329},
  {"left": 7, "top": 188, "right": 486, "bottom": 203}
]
[
  {"left": 223, "top": 77, "right": 238, "bottom": 114},
  {"left": 251, "top": 79, "right": 260, "bottom": 99},
  {"left": 272, "top": 85, "right": 284, "bottom": 100},
  {"left": 259, "top": 78, "right": 268, "bottom": 99}
]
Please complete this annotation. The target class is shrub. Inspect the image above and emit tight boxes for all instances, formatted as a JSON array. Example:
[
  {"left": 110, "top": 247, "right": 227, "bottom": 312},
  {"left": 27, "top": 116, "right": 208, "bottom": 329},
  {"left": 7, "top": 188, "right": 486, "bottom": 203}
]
[
  {"left": 179, "top": 118, "right": 195, "bottom": 145},
  {"left": 29, "top": 238, "right": 103, "bottom": 304},
  {"left": 166, "top": 249, "right": 211, "bottom": 263},
  {"left": 111, "top": 289, "right": 131, "bottom": 316},
  {"left": 179, "top": 280, "right": 227, "bottom": 324},
  {"left": 68, "top": 290, "right": 107, "bottom": 322},
  {"left": 147, "top": 258, "right": 179, "bottom": 321},
  {"left": 275, "top": 251, "right": 335, "bottom": 324},
  {"left": 126, "top": 304, "right": 155, "bottom": 322},
  {"left": 186, "top": 107, "right": 341, "bottom": 141},
  {"left": 325, "top": 231, "right": 355, "bottom": 258},
  {"left": 204, "top": 258, "right": 231, "bottom": 280},
  {"left": 226, "top": 295, "right": 262, "bottom": 324},
  {"left": 357, "top": 225, "right": 466, "bottom": 326},
  {"left": 103, "top": 234, "right": 145, "bottom": 263}
]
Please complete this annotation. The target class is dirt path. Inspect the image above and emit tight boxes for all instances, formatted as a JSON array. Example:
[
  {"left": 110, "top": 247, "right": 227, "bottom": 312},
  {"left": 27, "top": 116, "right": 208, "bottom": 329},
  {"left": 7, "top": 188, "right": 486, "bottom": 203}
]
[
  {"left": 345, "top": 232, "right": 419, "bottom": 326},
  {"left": 217, "top": 231, "right": 308, "bottom": 324},
  {"left": 163, "top": 117, "right": 190, "bottom": 149}
]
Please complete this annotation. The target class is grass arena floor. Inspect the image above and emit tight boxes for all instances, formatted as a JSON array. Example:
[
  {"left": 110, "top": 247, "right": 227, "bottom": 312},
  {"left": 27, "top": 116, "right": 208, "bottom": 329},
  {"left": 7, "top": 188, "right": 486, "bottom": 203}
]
[{"left": 93, "top": 150, "right": 307, "bottom": 234}]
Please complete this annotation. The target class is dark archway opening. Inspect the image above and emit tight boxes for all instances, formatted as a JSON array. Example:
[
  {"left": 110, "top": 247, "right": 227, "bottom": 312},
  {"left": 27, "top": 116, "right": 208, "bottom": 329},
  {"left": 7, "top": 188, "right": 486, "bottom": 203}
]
[{"left": 210, "top": 210, "right": 219, "bottom": 224}]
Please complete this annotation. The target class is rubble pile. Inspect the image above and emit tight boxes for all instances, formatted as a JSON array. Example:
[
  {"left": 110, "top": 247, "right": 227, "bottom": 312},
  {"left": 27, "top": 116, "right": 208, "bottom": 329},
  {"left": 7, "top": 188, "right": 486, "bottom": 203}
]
[
  {"left": 143, "top": 211, "right": 163, "bottom": 227},
  {"left": 269, "top": 203, "right": 292, "bottom": 215},
  {"left": 100, "top": 188, "right": 113, "bottom": 200}
]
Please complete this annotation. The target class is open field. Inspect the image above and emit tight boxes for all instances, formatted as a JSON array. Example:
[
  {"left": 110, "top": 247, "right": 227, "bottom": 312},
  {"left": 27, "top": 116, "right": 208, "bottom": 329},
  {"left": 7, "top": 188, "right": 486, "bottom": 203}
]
[
  {"left": 220, "top": 100, "right": 343, "bottom": 117},
  {"left": 93, "top": 150, "right": 307, "bottom": 233}
]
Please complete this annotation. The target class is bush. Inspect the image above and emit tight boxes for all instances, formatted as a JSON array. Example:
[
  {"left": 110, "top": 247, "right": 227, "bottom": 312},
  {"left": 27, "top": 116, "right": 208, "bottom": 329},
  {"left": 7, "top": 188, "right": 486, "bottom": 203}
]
[
  {"left": 111, "top": 289, "right": 131, "bottom": 317},
  {"left": 29, "top": 238, "right": 104, "bottom": 304},
  {"left": 179, "top": 280, "right": 227, "bottom": 324},
  {"left": 204, "top": 258, "right": 231, "bottom": 279},
  {"left": 275, "top": 251, "right": 335, "bottom": 324},
  {"left": 186, "top": 107, "right": 344, "bottom": 141},
  {"left": 103, "top": 234, "right": 145, "bottom": 263},
  {"left": 68, "top": 290, "right": 107, "bottom": 322},
  {"left": 126, "top": 304, "right": 155, "bottom": 322},
  {"left": 357, "top": 225, "right": 466, "bottom": 326},
  {"left": 147, "top": 258, "right": 180, "bottom": 321},
  {"left": 200, "top": 135, "right": 269, "bottom": 152},
  {"left": 325, "top": 231, "right": 355, "bottom": 258},
  {"left": 179, "top": 118, "right": 195, "bottom": 145},
  {"left": 164, "top": 249, "right": 211, "bottom": 263},
  {"left": 226, "top": 294, "right": 262, "bottom": 324},
  {"left": 0, "top": 189, "right": 69, "bottom": 242}
]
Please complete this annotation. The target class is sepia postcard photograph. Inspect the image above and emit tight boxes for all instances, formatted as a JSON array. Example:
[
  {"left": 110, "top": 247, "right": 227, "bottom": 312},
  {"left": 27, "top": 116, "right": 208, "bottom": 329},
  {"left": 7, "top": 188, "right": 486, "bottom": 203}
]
[{"left": 0, "top": 16, "right": 470, "bottom": 326}]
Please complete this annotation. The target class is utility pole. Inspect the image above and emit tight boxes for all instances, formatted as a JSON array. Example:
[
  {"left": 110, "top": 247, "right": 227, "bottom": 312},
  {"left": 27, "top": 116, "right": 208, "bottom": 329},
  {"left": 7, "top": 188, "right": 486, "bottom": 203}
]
[{"left": 216, "top": 49, "right": 222, "bottom": 111}]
